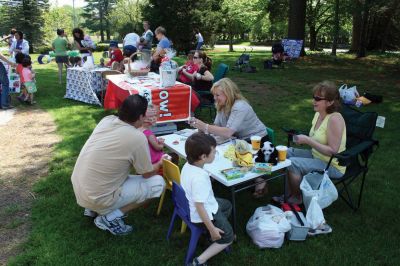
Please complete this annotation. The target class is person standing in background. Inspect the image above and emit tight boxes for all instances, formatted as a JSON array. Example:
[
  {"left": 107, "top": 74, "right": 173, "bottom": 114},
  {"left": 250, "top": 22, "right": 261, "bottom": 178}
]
[{"left": 52, "top": 29, "right": 70, "bottom": 84}]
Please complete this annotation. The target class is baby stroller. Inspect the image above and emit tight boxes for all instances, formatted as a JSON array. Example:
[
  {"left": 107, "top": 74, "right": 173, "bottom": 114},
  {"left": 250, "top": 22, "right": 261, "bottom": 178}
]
[{"left": 233, "top": 47, "right": 256, "bottom": 72}]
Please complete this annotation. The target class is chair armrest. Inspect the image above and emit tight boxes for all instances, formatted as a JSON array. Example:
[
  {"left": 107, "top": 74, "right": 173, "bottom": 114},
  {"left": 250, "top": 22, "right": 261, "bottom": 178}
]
[{"left": 333, "top": 139, "right": 378, "bottom": 167}]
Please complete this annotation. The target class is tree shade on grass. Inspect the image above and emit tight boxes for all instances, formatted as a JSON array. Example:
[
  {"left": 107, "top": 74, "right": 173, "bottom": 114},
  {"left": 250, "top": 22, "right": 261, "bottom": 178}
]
[{"left": 7, "top": 50, "right": 400, "bottom": 265}]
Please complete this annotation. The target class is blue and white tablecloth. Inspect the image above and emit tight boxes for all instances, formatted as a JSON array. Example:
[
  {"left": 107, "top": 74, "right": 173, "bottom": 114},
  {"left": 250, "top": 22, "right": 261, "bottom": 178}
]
[{"left": 65, "top": 67, "right": 109, "bottom": 106}]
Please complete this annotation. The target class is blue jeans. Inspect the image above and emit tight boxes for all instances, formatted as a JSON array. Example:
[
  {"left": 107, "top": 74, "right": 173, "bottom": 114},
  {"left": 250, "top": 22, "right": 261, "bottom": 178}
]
[
  {"left": 196, "top": 42, "right": 204, "bottom": 50},
  {"left": 0, "top": 62, "right": 10, "bottom": 108}
]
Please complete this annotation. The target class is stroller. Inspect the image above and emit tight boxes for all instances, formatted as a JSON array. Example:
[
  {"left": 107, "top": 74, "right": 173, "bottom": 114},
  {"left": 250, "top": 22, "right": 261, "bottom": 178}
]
[{"left": 233, "top": 47, "right": 256, "bottom": 72}]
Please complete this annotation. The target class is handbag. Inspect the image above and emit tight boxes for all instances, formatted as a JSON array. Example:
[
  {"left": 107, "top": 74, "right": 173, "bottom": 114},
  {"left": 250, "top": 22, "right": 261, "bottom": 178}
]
[{"left": 24, "top": 81, "right": 37, "bottom": 93}]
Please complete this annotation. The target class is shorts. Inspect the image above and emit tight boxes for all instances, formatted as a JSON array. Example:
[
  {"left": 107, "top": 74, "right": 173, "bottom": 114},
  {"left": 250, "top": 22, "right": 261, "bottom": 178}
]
[
  {"left": 97, "top": 174, "right": 165, "bottom": 215},
  {"left": 55, "top": 56, "right": 69, "bottom": 63},
  {"left": 211, "top": 198, "right": 234, "bottom": 244},
  {"left": 123, "top": 45, "right": 137, "bottom": 57},
  {"left": 287, "top": 148, "right": 344, "bottom": 179}
]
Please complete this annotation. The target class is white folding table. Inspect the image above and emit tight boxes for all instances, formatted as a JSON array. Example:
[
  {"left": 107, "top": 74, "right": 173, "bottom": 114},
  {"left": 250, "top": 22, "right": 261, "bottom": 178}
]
[{"left": 162, "top": 129, "right": 291, "bottom": 233}]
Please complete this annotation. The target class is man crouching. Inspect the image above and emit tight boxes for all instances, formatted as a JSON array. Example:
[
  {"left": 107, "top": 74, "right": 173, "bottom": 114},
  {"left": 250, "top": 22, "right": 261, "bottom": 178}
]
[{"left": 71, "top": 95, "right": 166, "bottom": 235}]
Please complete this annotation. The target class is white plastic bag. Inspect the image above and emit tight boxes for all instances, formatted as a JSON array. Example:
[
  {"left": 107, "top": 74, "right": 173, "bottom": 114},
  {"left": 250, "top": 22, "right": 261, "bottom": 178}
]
[
  {"left": 338, "top": 84, "right": 359, "bottom": 104},
  {"left": 300, "top": 170, "right": 338, "bottom": 211},
  {"left": 246, "top": 205, "right": 291, "bottom": 248},
  {"left": 306, "top": 197, "right": 325, "bottom": 230},
  {"left": 82, "top": 56, "right": 95, "bottom": 70}
]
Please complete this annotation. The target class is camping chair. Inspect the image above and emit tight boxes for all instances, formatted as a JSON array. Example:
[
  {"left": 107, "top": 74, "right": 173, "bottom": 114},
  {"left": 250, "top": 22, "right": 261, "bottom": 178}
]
[
  {"left": 284, "top": 105, "right": 379, "bottom": 210},
  {"left": 195, "top": 63, "right": 229, "bottom": 119},
  {"left": 167, "top": 182, "right": 207, "bottom": 265},
  {"left": 157, "top": 159, "right": 187, "bottom": 233}
]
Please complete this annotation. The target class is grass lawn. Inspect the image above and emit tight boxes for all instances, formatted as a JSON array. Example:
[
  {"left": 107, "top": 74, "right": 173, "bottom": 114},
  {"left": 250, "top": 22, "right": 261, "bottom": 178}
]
[{"left": 8, "top": 50, "right": 400, "bottom": 265}]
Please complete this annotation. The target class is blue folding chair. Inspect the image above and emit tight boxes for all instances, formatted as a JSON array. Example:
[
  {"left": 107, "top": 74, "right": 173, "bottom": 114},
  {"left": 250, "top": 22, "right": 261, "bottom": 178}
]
[{"left": 167, "top": 182, "right": 206, "bottom": 265}]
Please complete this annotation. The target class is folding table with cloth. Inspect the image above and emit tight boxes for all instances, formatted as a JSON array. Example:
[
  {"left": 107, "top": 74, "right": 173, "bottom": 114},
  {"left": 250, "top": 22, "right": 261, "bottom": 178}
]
[
  {"left": 64, "top": 67, "right": 110, "bottom": 106},
  {"left": 104, "top": 73, "right": 192, "bottom": 123}
]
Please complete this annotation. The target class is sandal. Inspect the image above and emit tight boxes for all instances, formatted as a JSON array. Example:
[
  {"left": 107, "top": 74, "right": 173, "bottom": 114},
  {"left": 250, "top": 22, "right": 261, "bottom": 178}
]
[{"left": 308, "top": 223, "right": 332, "bottom": 236}]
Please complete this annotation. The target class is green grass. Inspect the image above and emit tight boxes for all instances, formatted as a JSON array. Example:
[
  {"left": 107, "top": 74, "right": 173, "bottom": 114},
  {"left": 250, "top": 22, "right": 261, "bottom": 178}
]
[{"left": 8, "top": 51, "right": 400, "bottom": 265}]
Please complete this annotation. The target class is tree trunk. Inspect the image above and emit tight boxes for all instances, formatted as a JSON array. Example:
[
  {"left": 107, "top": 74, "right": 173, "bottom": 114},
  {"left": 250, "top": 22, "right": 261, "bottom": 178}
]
[
  {"left": 99, "top": 5, "right": 104, "bottom": 42},
  {"left": 288, "top": 0, "right": 307, "bottom": 56},
  {"left": 331, "top": 0, "right": 340, "bottom": 56},
  {"left": 228, "top": 28, "right": 234, "bottom": 52},
  {"left": 357, "top": 0, "right": 370, "bottom": 58},
  {"left": 350, "top": 0, "right": 362, "bottom": 53},
  {"left": 381, "top": 1, "right": 400, "bottom": 51},
  {"left": 309, "top": 26, "right": 317, "bottom": 50}
]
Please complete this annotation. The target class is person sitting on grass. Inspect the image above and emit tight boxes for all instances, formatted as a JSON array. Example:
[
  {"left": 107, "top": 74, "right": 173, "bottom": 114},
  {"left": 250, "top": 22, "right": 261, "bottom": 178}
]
[
  {"left": 71, "top": 94, "right": 166, "bottom": 236},
  {"left": 181, "top": 132, "right": 234, "bottom": 266}
]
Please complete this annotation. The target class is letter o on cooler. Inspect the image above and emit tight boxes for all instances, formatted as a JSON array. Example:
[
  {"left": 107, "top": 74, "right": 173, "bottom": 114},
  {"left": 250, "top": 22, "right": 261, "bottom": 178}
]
[{"left": 159, "top": 90, "right": 168, "bottom": 100}]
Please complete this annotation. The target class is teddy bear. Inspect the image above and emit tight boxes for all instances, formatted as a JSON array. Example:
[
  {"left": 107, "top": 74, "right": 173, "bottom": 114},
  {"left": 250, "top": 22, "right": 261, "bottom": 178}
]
[
  {"left": 234, "top": 139, "right": 254, "bottom": 167},
  {"left": 254, "top": 136, "right": 278, "bottom": 165}
]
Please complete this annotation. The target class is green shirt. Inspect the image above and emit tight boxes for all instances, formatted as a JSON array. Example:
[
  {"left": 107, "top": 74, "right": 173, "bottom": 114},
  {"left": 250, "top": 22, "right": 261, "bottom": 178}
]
[{"left": 52, "top": 36, "right": 68, "bottom": 56}]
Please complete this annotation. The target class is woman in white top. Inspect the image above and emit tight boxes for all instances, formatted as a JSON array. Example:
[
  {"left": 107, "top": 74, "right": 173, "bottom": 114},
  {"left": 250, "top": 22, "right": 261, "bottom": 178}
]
[
  {"left": 9, "top": 31, "right": 29, "bottom": 57},
  {"left": 194, "top": 28, "right": 204, "bottom": 51}
]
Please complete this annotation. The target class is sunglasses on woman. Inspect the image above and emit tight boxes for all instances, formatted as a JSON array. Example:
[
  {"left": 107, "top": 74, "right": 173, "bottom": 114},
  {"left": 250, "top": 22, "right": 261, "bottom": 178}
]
[
  {"left": 193, "top": 56, "right": 199, "bottom": 59},
  {"left": 313, "top": 96, "right": 326, "bottom": 101}
]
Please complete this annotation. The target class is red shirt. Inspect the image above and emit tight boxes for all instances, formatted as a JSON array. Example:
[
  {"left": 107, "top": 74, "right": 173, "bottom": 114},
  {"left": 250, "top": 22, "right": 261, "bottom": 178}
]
[
  {"left": 178, "top": 61, "right": 199, "bottom": 84},
  {"left": 106, "top": 48, "right": 124, "bottom": 66},
  {"left": 16, "top": 64, "right": 25, "bottom": 82}
]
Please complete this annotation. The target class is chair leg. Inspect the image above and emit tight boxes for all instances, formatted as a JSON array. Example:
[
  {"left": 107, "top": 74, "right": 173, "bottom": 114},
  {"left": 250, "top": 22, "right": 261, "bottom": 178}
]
[
  {"left": 180, "top": 221, "right": 187, "bottom": 234},
  {"left": 185, "top": 227, "right": 203, "bottom": 266},
  {"left": 166, "top": 210, "right": 178, "bottom": 241},
  {"left": 356, "top": 171, "right": 368, "bottom": 210},
  {"left": 156, "top": 189, "right": 167, "bottom": 216}
]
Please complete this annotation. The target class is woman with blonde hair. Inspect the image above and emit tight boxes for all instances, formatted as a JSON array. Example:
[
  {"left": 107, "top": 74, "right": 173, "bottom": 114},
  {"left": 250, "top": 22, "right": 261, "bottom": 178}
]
[{"left": 190, "top": 78, "right": 267, "bottom": 140}]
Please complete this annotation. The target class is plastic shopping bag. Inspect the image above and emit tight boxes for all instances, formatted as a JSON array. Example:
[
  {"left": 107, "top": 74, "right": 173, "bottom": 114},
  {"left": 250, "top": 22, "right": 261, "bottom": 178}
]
[
  {"left": 339, "top": 84, "right": 359, "bottom": 105},
  {"left": 306, "top": 197, "right": 325, "bottom": 230},
  {"left": 300, "top": 170, "right": 338, "bottom": 211},
  {"left": 246, "top": 205, "right": 291, "bottom": 248}
]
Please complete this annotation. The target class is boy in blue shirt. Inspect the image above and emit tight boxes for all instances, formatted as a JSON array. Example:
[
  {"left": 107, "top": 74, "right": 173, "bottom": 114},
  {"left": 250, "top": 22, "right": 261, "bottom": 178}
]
[{"left": 181, "top": 132, "right": 233, "bottom": 266}]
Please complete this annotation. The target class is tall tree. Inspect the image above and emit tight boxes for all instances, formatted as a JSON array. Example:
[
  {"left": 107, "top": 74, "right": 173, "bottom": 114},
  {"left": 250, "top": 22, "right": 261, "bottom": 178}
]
[
  {"left": 357, "top": 0, "right": 370, "bottom": 57},
  {"left": 0, "top": 0, "right": 49, "bottom": 53},
  {"left": 108, "top": 0, "right": 144, "bottom": 39},
  {"left": 288, "top": 0, "right": 307, "bottom": 55},
  {"left": 306, "top": 0, "right": 334, "bottom": 51},
  {"left": 350, "top": 0, "right": 363, "bottom": 52},
  {"left": 331, "top": 0, "right": 340, "bottom": 55},
  {"left": 82, "top": 0, "right": 115, "bottom": 42}
]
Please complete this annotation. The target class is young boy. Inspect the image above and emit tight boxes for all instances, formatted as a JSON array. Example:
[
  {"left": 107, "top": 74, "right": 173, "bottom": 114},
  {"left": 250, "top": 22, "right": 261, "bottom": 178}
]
[{"left": 180, "top": 132, "right": 234, "bottom": 266}]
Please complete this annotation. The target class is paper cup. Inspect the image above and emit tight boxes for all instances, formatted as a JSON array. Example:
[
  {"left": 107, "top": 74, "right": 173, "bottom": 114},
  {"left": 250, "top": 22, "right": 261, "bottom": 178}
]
[
  {"left": 250, "top": 135, "right": 261, "bottom": 150},
  {"left": 276, "top": 145, "right": 288, "bottom": 161}
]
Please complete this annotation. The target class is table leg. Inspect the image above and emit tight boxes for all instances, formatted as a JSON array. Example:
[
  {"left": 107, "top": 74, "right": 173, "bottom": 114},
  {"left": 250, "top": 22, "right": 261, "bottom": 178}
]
[{"left": 230, "top": 187, "right": 237, "bottom": 235}]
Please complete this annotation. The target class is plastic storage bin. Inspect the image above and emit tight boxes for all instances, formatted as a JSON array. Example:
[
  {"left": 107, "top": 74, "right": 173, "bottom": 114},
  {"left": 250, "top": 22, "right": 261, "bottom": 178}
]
[{"left": 286, "top": 211, "right": 309, "bottom": 241}]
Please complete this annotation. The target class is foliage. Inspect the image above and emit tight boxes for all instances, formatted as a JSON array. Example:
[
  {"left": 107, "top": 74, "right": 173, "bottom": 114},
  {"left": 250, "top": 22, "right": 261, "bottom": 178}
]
[
  {"left": 108, "top": 0, "right": 145, "bottom": 40},
  {"left": 0, "top": 0, "right": 49, "bottom": 53},
  {"left": 82, "top": 0, "right": 116, "bottom": 42}
]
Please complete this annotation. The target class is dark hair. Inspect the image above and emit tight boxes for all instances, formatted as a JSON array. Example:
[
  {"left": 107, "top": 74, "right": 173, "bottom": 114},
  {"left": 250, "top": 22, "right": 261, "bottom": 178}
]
[
  {"left": 155, "top": 26, "right": 166, "bottom": 36},
  {"left": 15, "top": 52, "right": 26, "bottom": 64},
  {"left": 10, "top": 28, "right": 17, "bottom": 35},
  {"left": 313, "top": 81, "right": 341, "bottom": 114},
  {"left": 185, "top": 132, "right": 217, "bottom": 164},
  {"left": 22, "top": 57, "right": 32, "bottom": 67},
  {"left": 15, "top": 31, "right": 23, "bottom": 39},
  {"left": 57, "top": 29, "right": 64, "bottom": 36},
  {"left": 118, "top": 94, "right": 148, "bottom": 124},
  {"left": 72, "top": 28, "right": 84, "bottom": 40},
  {"left": 69, "top": 56, "right": 81, "bottom": 66},
  {"left": 195, "top": 50, "right": 212, "bottom": 70},
  {"left": 194, "top": 28, "right": 200, "bottom": 34}
]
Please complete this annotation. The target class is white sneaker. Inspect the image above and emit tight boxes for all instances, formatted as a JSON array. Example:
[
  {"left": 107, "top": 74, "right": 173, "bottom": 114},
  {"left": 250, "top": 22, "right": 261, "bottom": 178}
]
[{"left": 94, "top": 215, "right": 133, "bottom": 236}]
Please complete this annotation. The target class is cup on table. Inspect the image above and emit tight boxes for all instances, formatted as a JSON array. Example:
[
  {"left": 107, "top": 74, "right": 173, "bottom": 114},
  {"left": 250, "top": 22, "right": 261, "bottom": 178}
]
[
  {"left": 250, "top": 135, "right": 261, "bottom": 150},
  {"left": 276, "top": 145, "right": 288, "bottom": 161}
]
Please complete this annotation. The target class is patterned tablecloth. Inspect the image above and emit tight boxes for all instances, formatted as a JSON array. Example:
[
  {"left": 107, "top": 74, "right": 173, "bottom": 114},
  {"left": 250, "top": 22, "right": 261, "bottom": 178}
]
[{"left": 65, "top": 67, "right": 109, "bottom": 106}]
